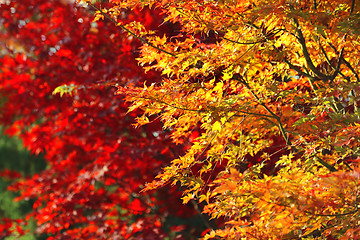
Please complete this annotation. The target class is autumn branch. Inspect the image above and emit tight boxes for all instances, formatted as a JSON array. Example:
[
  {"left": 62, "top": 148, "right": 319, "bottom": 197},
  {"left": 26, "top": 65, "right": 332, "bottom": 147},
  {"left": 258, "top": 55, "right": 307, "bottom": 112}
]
[{"left": 234, "top": 75, "right": 291, "bottom": 147}]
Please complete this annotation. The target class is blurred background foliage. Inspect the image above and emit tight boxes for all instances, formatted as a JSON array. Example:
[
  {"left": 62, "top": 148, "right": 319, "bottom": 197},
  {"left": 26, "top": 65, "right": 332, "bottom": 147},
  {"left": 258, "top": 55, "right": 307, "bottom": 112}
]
[{"left": 0, "top": 125, "right": 46, "bottom": 239}]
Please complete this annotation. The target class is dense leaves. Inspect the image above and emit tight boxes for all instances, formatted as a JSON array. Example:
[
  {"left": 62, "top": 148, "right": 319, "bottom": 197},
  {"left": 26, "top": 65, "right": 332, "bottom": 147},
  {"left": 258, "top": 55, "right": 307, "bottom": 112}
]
[
  {"left": 91, "top": 0, "right": 360, "bottom": 239},
  {"left": 3, "top": 0, "right": 360, "bottom": 239},
  {"left": 0, "top": 0, "right": 210, "bottom": 239}
]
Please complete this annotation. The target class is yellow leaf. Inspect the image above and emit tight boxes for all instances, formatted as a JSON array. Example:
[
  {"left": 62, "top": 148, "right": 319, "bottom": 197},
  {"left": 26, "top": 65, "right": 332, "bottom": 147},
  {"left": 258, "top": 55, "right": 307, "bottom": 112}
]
[
  {"left": 212, "top": 121, "right": 222, "bottom": 132},
  {"left": 181, "top": 193, "right": 194, "bottom": 204},
  {"left": 134, "top": 115, "right": 149, "bottom": 126}
]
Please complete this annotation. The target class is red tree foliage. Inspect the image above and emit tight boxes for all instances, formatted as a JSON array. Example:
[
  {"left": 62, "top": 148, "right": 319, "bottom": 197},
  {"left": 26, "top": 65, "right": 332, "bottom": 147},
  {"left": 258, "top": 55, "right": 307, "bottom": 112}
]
[{"left": 0, "top": 0, "right": 211, "bottom": 238}]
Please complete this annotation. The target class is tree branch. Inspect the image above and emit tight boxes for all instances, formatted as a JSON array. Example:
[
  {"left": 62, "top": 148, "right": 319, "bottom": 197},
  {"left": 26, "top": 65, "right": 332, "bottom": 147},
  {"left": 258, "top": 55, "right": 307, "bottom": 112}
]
[
  {"left": 293, "top": 18, "right": 332, "bottom": 81},
  {"left": 350, "top": 0, "right": 356, "bottom": 15},
  {"left": 328, "top": 42, "right": 360, "bottom": 82},
  {"left": 319, "top": 43, "right": 351, "bottom": 81},
  {"left": 330, "top": 47, "right": 344, "bottom": 81},
  {"left": 315, "top": 155, "right": 337, "bottom": 172},
  {"left": 284, "top": 59, "right": 315, "bottom": 80}
]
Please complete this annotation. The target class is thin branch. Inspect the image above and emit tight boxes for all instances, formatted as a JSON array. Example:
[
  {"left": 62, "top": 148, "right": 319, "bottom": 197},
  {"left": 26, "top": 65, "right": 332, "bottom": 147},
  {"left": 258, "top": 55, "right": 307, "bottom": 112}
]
[
  {"left": 222, "top": 29, "right": 286, "bottom": 46},
  {"left": 234, "top": 75, "right": 340, "bottom": 172},
  {"left": 315, "top": 155, "right": 337, "bottom": 172},
  {"left": 350, "top": 0, "right": 356, "bottom": 15},
  {"left": 199, "top": 115, "right": 247, "bottom": 197},
  {"left": 234, "top": 44, "right": 257, "bottom": 63},
  {"left": 343, "top": 160, "right": 354, "bottom": 171},
  {"left": 305, "top": 207, "right": 358, "bottom": 217},
  {"left": 234, "top": 75, "right": 291, "bottom": 147},
  {"left": 328, "top": 42, "right": 360, "bottom": 82},
  {"left": 222, "top": 36, "right": 266, "bottom": 45},
  {"left": 262, "top": 30, "right": 316, "bottom": 80},
  {"left": 284, "top": 59, "right": 315, "bottom": 80},
  {"left": 234, "top": 111, "right": 275, "bottom": 119},
  {"left": 132, "top": 94, "right": 278, "bottom": 120},
  {"left": 319, "top": 43, "right": 351, "bottom": 81},
  {"left": 330, "top": 47, "right": 344, "bottom": 80},
  {"left": 88, "top": 3, "right": 176, "bottom": 57}
]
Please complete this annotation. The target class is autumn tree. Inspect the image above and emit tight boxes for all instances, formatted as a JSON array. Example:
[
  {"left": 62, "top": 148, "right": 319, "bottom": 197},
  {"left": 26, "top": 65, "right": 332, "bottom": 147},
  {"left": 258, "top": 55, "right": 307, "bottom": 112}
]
[
  {"left": 0, "top": 0, "right": 212, "bottom": 239},
  {"left": 79, "top": 0, "right": 360, "bottom": 239}
]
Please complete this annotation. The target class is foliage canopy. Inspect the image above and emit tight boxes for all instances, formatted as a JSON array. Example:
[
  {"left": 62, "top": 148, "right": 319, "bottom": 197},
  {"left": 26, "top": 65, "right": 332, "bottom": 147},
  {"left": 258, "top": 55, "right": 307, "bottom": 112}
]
[
  {"left": 0, "top": 0, "right": 209, "bottom": 238},
  {"left": 2, "top": 0, "right": 360, "bottom": 239},
  {"left": 92, "top": 0, "right": 360, "bottom": 239}
]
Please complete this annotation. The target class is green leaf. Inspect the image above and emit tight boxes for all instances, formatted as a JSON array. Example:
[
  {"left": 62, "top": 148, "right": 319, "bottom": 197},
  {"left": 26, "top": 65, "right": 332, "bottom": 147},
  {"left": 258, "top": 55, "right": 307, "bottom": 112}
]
[{"left": 52, "top": 84, "right": 77, "bottom": 97}]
